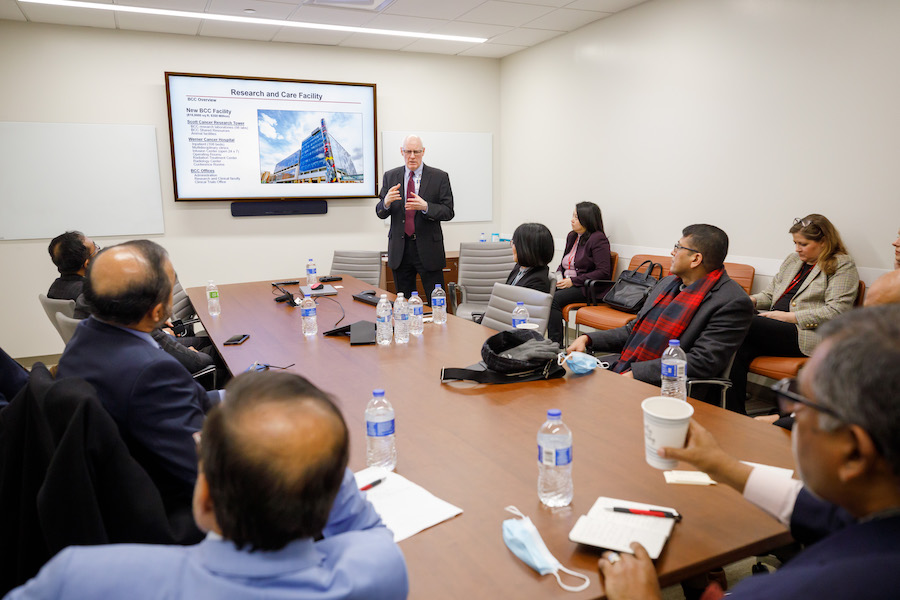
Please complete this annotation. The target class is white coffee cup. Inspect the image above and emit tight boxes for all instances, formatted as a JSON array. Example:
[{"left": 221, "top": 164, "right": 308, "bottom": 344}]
[{"left": 641, "top": 396, "right": 694, "bottom": 470}]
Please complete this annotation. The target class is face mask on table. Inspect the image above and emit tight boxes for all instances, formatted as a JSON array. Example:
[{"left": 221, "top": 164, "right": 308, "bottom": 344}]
[{"left": 557, "top": 351, "right": 609, "bottom": 375}]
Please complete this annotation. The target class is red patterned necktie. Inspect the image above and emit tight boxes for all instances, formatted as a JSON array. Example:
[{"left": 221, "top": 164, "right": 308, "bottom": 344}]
[{"left": 404, "top": 171, "right": 416, "bottom": 237}]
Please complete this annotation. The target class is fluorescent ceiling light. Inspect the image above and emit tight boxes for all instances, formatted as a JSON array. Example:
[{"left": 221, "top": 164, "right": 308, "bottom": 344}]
[{"left": 19, "top": 0, "right": 487, "bottom": 43}]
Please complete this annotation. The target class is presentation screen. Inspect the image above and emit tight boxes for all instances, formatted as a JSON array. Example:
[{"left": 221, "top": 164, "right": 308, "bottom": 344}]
[{"left": 165, "top": 72, "right": 377, "bottom": 202}]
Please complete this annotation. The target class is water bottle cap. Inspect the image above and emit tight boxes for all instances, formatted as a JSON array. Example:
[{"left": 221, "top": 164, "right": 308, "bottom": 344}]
[
  {"left": 308, "top": 259, "right": 313, "bottom": 262},
  {"left": 434, "top": 284, "right": 442, "bottom": 289},
  {"left": 411, "top": 291, "right": 418, "bottom": 296},
  {"left": 397, "top": 292, "right": 404, "bottom": 298},
  {"left": 516, "top": 301, "right": 524, "bottom": 306},
  {"left": 669, "top": 339, "right": 680, "bottom": 346},
  {"left": 373, "top": 389, "right": 385, "bottom": 397},
  {"left": 380, "top": 294, "right": 387, "bottom": 298},
  {"left": 547, "top": 408, "right": 561, "bottom": 419}
]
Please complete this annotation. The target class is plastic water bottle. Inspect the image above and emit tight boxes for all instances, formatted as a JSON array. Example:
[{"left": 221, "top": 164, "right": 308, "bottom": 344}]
[
  {"left": 431, "top": 284, "right": 447, "bottom": 325},
  {"left": 306, "top": 259, "right": 318, "bottom": 286},
  {"left": 479, "top": 232, "right": 487, "bottom": 243},
  {"left": 376, "top": 294, "right": 393, "bottom": 345},
  {"left": 660, "top": 339, "right": 688, "bottom": 401},
  {"left": 394, "top": 293, "right": 410, "bottom": 344},
  {"left": 512, "top": 301, "right": 529, "bottom": 328},
  {"left": 300, "top": 296, "right": 317, "bottom": 336},
  {"left": 366, "top": 389, "right": 397, "bottom": 471},
  {"left": 206, "top": 280, "right": 221, "bottom": 316},
  {"left": 409, "top": 291, "right": 424, "bottom": 335},
  {"left": 537, "top": 409, "right": 573, "bottom": 507}
]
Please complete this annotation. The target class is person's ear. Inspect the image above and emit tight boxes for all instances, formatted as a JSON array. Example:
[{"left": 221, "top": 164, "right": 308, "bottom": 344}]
[
  {"left": 149, "top": 302, "right": 166, "bottom": 324},
  {"left": 691, "top": 252, "right": 704, "bottom": 269},
  {"left": 837, "top": 424, "right": 879, "bottom": 483}
]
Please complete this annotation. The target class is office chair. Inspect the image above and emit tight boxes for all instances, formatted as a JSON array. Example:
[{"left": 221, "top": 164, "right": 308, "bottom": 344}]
[
  {"left": 479, "top": 283, "right": 554, "bottom": 337},
  {"left": 55, "top": 313, "right": 82, "bottom": 344},
  {"left": 330, "top": 250, "right": 383, "bottom": 286},
  {"left": 448, "top": 242, "right": 516, "bottom": 321},
  {"left": 38, "top": 294, "right": 75, "bottom": 343}
]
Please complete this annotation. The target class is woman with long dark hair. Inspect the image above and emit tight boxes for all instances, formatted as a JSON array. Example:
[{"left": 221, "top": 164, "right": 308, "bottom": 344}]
[
  {"left": 506, "top": 223, "right": 555, "bottom": 293},
  {"left": 547, "top": 202, "right": 611, "bottom": 345}
]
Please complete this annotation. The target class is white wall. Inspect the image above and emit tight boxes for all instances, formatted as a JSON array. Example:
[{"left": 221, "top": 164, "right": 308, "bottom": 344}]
[
  {"left": 500, "top": 0, "right": 899, "bottom": 282},
  {"left": 0, "top": 21, "right": 502, "bottom": 357}
]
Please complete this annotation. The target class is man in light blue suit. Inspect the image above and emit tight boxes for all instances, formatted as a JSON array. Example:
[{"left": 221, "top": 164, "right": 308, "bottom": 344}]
[{"left": 6, "top": 371, "right": 408, "bottom": 600}]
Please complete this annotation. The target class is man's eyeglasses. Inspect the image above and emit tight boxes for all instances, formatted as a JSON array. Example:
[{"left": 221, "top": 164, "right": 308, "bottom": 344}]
[
  {"left": 246, "top": 362, "right": 295, "bottom": 373},
  {"left": 90, "top": 243, "right": 101, "bottom": 258},
  {"left": 673, "top": 242, "right": 701, "bottom": 254},
  {"left": 771, "top": 377, "right": 845, "bottom": 421},
  {"left": 401, "top": 149, "right": 424, "bottom": 156}
]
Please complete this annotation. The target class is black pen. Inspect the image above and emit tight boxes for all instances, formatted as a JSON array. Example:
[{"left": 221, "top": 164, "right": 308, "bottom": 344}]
[
  {"left": 359, "top": 478, "right": 386, "bottom": 491},
  {"left": 609, "top": 507, "right": 682, "bottom": 521}
]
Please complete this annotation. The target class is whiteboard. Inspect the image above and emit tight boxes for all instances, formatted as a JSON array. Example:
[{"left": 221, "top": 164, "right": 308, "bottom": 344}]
[
  {"left": 0, "top": 122, "right": 164, "bottom": 240},
  {"left": 381, "top": 131, "right": 492, "bottom": 223}
]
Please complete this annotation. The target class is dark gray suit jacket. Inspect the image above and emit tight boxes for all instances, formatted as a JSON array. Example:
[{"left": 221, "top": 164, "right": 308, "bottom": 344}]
[
  {"left": 588, "top": 273, "right": 754, "bottom": 385},
  {"left": 375, "top": 164, "right": 454, "bottom": 272}
]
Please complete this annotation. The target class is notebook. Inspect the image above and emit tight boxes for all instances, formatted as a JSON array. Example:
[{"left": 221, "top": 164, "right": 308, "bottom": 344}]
[
  {"left": 568, "top": 496, "right": 678, "bottom": 559},
  {"left": 300, "top": 284, "right": 338, "bottom": 297}
]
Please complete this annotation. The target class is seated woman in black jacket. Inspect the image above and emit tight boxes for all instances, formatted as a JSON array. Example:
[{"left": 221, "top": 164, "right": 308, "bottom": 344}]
[
  {"left": 506, "top": 223, "right": 555, "bottom": 293},
  {"left": 547, "top": 202, "right": 612, "bottom": 344}
]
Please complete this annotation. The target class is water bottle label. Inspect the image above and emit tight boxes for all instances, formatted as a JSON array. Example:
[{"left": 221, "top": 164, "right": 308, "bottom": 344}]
[
  {"left": 377, "top": 315, "right": 389, "bottom": 324},
  {"left": 208, "top": 291, "right": 219, "bottom": 299},
  {"left": 398, "top": 313, "right": 408, "bottom": 321},
  {"left": 538, "top": 444, "right": 572, "bottom": 466},
  {"left": 661, "top": 362, "right": 685, "bottom": 378},
  {"left": 366, "top": 419, "right": 395, "bottom": 437},
  {"left": 307, "top": 267, "right": 316, "bottom": 275},
  {"left": 512, "top": 318, "right": 526, "bottom": 328},
  {"left": 301, "top": 307, "right": 316, "bottom": 317},
  {"left": 432, "top": 297, "right": 445, "bottom": 307},
  {"left": 413, "top": 306, "right": 423, "bottom": 316}
]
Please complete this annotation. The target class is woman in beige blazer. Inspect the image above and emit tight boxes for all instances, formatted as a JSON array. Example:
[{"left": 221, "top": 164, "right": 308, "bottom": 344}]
[{"left": 726, "top": 214, "right": 859, "bottom": 414}]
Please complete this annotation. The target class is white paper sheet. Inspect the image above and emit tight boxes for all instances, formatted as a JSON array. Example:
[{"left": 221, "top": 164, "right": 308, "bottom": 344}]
[{"left": 568, "top": 496, "right": 678, "bottom": 559}]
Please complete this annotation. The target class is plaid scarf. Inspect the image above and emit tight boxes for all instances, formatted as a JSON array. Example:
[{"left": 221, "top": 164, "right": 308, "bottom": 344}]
[{"left": 613, "top": 268, "right": 724, "bottom": 373}]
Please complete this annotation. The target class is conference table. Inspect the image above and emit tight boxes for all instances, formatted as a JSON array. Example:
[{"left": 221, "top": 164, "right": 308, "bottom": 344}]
[{"left": 187, "top": 276, "right": 794, "bottom": 599}]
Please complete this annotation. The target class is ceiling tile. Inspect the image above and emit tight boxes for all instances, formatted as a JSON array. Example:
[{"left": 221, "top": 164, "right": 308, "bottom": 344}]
[
  {"left": 525, "top": 7, "right": 605, "bottom": 31},
  {"left": 459, "top": 42, "right": 526, "bottom": 58},
  {"left": 206, "top": 0, "right": 296, "bottom": 19},
  {"left": 127, "top": 0, "right": 208, "bottom": 10},
  {"left": 457, "top": 1, "right": 554, "bottom": 27},
  {"left": 489, "top": 26, "right": 561, "bottom": 46},
  {"left": 289, "top": 5, "right": 377, "bottom": 27},
  {"left": 507, "top": 0, "right": 569, "bottom": 7},
  {"left": 564, "top": 0, "right": 646, "bottom": 11},
  {"left": 116, "top": 12, "right": 202, "bottom": 35},
  {"left": 271, "top": 26, "right": 351, "bottom": 45},
  {"left": 364, "top": 13, "right": 444, "bottom": 33},
  {"left": 0, "top": 0, "right": 26, "bottom": 21},
  {"left": 338, "top": 32, "right": 415, "bottom": 51},
  {"left": 16, "top": 3, "right": 117, "bottom": 28},
  {"left": 400, "top": 38, "right": 482, "bottom": 55},
  {"left": 428, "top": 21, "right": 511, "bottom": 39},
  {"left": 198, "top": 19, "right": 279, "bottom": 41},
  {"left": 384, "top": 0, "right": 483, "bottom": 21}
]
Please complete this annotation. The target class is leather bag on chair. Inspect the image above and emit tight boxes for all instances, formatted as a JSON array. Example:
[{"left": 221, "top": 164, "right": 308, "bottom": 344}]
[{"left": 602, "top": 260, "right": 663, "bottom": 314}]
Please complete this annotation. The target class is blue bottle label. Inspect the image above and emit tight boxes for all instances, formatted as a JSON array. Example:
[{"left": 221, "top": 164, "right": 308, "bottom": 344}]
[
  {"left": 661, "top": 362, "right": 677, "bottom": 377},
  {"left": 377, "top": 315, "right": 390, "bottom": 324},
  {"left": 398, "top": 313, "right": 408, "bottom": 321},
  {"left": 512, "top": 318, "right": 526, "bottom": 328},
  {"left": 307, "top": 267, "right": 316, "bottom": 275},
  {"left": 302, "top": 307, "right": 316, "bottom": 317},
  {"left": 538, "top": 444, "right": 572, "bottom": 466},
  {"left": 367, "top": 419, "right": 395, "bottom": 437},
  {"left": 432, "top": 297, "right": 445, "bottom": 307},
  {"left": 413, "top": 306, "right": 423, "bottom": 316}
]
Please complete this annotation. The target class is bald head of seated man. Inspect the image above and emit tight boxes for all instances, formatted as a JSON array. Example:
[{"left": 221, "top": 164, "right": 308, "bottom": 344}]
[
  {"left": 864, "top": 269, "right": 900, "bottom": 307},
  {"left": 7, "top": 371, "right": 409, "bottom": 600},
  {"left": 57, "top": 240, "right": 221, "bottom": 518}
]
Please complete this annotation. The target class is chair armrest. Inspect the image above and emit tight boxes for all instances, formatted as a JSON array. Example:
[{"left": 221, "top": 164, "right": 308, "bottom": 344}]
[
  {"left": 687, "top": 377, "right": 732, "bottom": 409},
  {"left": 447, "top": 282, "right": 468, "bottom": 313},
  {"left": 192, "top": 364, "right": 217, "bottom": 390},
  {"left": 585, "top": 278, "right": 615, "bottom": 304}
]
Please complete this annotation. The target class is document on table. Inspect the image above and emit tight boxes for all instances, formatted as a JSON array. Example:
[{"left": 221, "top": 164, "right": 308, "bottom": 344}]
[
  {"left": 568, "top": 497, "right": 678, "bottom": 559},
  {"left": 354, "top": 468, "right": 463, "bottom": 542}
]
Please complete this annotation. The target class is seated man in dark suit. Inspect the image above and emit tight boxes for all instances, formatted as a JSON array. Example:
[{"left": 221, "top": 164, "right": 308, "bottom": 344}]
[
  {"left": 567, "top": 224, "right": 754, "bottom": 399},
  {"left": 57, "top": 240, "right": 222, "bottom": 515},
  {"left": 7, "top": 371, "right": 409, "bottom": 600},
  {"left": 597, "top": 304, "right": 900, "bottom": 600},
  {"left": 47, "top": 230, "right": 98, "bottom": 301}
]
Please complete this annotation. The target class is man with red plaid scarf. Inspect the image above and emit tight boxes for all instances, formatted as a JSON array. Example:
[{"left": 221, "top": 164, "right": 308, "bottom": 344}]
[{"left": 568, "top": 225, "right": 753, "bottom": 401}]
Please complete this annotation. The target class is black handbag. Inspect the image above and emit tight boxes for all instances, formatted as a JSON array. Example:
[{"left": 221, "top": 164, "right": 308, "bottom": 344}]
[
  {"left": 440, "top": 329, "right": 565, "bottom": 384},
  {"left": 601, "top": 260, "right": 663, "bottom": 313}
]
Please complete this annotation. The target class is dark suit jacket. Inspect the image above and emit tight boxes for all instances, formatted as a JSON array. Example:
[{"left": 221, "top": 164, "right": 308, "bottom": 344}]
[
  {"left": 728, "top": 489, "right": 900, "bottom": 599},
  {"left": 505, "top": 265, "right": 552, "bottom": 293},
  {"left": 47, "top": 274, "right": 84, "bottom": 301},
  {"left": 57, "top": 318, "right": 218, "bottom": 512},
  {"left": 557, "top": 230, "right": 612, "bottom": 294},
  {"left": 376, "top": 164, "right": 454, "bottom": 272},
  {"left": 588, "top": 273, "right": 754, "bottom": 385}
]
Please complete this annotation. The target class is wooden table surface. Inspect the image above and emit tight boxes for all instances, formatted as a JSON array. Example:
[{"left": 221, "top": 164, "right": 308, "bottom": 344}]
[{"left": 188, "top": 276, "right": 794, "bottom": 599}]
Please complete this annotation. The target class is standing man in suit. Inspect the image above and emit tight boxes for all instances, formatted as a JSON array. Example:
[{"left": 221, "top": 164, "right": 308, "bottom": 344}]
[
  {"left": 376, "top": 134, "right": 454, "bottom": 300},
  {"left": 57, "top": 240, "right": 222, "bottom": 519},
  {"left": 596, "top": 305, "right": 900, "bottom": 600}
]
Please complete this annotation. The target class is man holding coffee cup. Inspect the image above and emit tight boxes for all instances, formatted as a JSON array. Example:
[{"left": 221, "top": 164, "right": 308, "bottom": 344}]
[{"left": 597, "top": 305, "right": 900, "bottom": 600}]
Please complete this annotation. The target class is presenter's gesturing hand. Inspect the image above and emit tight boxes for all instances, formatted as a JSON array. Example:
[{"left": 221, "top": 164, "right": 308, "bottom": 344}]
[
  {"left": 405, "top": 192, "right": 428, "bottom": 212},
  {"left": 384, "top": 183, "right": 402, "bottom": 207}
]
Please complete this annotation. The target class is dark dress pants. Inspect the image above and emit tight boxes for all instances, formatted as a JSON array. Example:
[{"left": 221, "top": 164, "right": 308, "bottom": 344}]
[
  {"left": 548, "top": 286, "right": 587, "bottom": 345},
  {"left": 726, "top": 315, "right": 804, "bottom": 414},
  {"left": 393, "top": 237, "right": 445, "bottom": 304}
]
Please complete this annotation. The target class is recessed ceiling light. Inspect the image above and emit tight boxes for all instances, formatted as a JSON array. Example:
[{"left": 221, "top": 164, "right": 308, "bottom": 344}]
[
  {"left": 243, "top": 8, "right": 256, "bottom": 14},
  {"left": 18, "top": 0, "right": 487, "bottom": 43}
]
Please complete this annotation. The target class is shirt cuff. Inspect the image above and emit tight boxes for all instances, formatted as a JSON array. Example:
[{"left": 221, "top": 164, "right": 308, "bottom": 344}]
[{"left": 742, "top": 466, "right": 803, "bottom": 526}]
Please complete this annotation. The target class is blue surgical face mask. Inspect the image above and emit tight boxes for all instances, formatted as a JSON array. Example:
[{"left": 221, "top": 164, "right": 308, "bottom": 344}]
[
  {"left": 558, "top": 351, "right": 609, "bottom": 375},
  {"left": 501, "top": 506, "right": 590, "bottom": 592}
]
